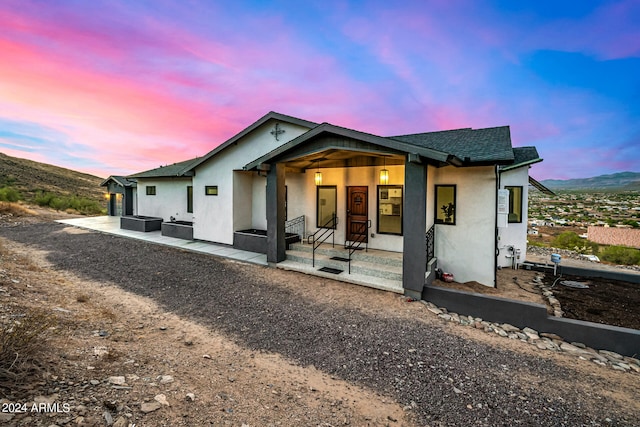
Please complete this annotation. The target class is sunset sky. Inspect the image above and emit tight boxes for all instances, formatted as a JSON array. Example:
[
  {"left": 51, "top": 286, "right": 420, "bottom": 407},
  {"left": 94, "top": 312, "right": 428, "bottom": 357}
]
[{"left": 1, "top": 0, "right": 638, "bottom": 180}]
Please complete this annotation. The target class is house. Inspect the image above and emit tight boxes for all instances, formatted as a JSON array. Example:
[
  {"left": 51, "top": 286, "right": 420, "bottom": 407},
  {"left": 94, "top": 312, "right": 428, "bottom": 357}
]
[
  {"left": 101, "top": 175, "right": 137, "bottom": 216},
  {"left": 118, "top": 111, "right": 542, "bottom": 299}
]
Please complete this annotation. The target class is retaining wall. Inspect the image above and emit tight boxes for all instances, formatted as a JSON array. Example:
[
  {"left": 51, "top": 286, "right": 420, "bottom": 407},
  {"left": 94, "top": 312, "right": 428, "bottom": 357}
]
[{"left": 422, "top": 285, "right": 640, "bottom": 357}]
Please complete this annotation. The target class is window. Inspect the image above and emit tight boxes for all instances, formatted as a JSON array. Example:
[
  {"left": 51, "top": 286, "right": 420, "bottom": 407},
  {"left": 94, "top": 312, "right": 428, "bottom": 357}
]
[
  {"left": 506, "top": 186, "right": 523, "bottom": 223},
  {"left": 205, "top": 186, "right": 218, "bottom": 196},
  {"left": 435, "top": 185, "right": 456, "bottom": 225},
  {"left": 377, "top": 185, "right": 402, "bottom": 235},
  {"left": 316, "top": 186, "right": 337, "bottom": 228},
  {"left": 146, "top": 186, "right": 156, "bottom": 196},
  {"left": 187, "top": 186, "right": 193, "bottom": 213}
]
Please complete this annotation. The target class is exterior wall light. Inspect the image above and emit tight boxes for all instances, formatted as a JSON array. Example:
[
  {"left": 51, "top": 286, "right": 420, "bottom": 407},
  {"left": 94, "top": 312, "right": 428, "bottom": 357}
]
[
  {"left": 380, "top": 156, "right": 389, "bottom": 184},
  {"left": 314, "top": 159, "right": 322, "bottom": 185},
  {"left": 379, "top": 169, "right": 389, "bottom": 185}
]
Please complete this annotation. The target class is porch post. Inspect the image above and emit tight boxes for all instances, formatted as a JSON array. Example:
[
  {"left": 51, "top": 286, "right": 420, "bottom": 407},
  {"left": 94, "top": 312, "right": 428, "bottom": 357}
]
[
  {"left": 402, "top": 155, "right": 427, "bottom": 300},
  {"left": 266, "top": 162, "right": 286, "bottom": 264}
]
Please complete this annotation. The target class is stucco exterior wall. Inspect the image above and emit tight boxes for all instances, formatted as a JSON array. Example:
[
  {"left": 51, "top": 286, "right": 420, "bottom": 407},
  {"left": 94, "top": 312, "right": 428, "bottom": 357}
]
[
  {"left": 498, "top": 167, "right": 530, "bottom": 268},
  {"left": 588, "top": 226, "right": 640, "bottom": 248},
  {"left": 428, "top": 165, "right": 496, "bottom": 286},
  {"left": 192, "top": 120, "right": 311, "bottom": 244},
  {"left": 136, "top": 178, "right": 193, "bottom": 221},
  {"left": 295, "top": 164, "right": 406, "bottom": 252}
]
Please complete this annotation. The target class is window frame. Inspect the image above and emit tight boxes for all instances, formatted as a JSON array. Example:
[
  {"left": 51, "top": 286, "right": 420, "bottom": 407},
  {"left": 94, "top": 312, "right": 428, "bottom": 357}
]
[
  {"left": 434, "top": 184, "right": 456, "bottom": 225},
  {"left": 146, "top": 186, "right": 156, "bottom": 196},
  {"left": 205, "top": 185, "right": 218, "bottom": 196},
  {"left": 506, "top": 185, "right": 523, "bottom": 223},
  {"left": 316, "top": 185, "right": 337, "bottom": 229},
  {"left": 187, "top": 186, "right": 193, "bottom": 213},
  {"left": 377, "top": 185, "right": 403, "bottom": 235}
]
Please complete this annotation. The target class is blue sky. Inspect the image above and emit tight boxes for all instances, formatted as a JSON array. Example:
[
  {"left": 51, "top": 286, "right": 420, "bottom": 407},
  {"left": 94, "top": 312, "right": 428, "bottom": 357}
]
[{"left": 0, "top": 0, "right": 638, "bottom": 179}]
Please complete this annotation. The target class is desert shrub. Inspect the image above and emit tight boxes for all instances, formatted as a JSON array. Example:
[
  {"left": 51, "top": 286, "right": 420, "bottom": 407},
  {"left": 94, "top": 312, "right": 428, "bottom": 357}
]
[
  {"left": 0, "top": 310, "right": 56, "bottom": 386},
  {"left": 0, "top": 186, "right": 21, "bottom": 202},
  {"left": 33, "top": 191, "right": 103, "bottom": 215},
  {"left": 600, "top": 245, "right": 640, "bottom": 265},
  {"left": 552, "top": 231, "right": 599, "bottom": 254}
]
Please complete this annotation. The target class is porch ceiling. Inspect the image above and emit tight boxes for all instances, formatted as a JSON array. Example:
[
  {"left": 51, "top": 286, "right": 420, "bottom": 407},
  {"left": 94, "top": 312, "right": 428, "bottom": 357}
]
[{"left": 283, "top": 149, "right": 405, "bottom": 171}]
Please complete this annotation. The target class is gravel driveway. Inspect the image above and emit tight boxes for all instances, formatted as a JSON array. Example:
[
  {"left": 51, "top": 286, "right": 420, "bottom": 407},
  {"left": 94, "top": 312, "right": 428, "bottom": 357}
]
[{"left": 1, "top": 222, "right": 636, "bottom": 426}]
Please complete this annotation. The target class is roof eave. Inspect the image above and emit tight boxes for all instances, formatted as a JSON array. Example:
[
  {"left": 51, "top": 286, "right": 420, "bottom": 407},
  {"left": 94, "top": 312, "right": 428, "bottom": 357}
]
[
  {"left": 500, "top": 158, "right": 543, "bottom": 172},
  {"left": 243, "top": 124, "right": 455, "bottom": 171}
]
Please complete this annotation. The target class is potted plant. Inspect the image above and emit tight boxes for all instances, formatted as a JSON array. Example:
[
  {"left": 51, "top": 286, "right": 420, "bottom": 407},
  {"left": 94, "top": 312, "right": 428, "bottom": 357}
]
[{"left": 441, "top": 202, "right": 455, "bottom": 223}]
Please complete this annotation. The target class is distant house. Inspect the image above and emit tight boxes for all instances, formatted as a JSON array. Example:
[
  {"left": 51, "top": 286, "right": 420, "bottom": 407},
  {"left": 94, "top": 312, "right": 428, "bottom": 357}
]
[
  {"left": 100, "top": 176, "right": 137, "bottom": 216},
  {"left": 113, "top": 111, "right": 542, "bottom": 298},
  {"left": 588, "top": 226, "right": 640, "bottom": 249}
]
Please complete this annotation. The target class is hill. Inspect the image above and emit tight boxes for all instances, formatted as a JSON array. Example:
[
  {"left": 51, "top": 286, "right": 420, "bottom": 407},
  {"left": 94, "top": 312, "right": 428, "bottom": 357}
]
[
  {"left": 541, "top": 171, "right": 640, "bottom": 191},
  {"left": 0, "top": 152, "right": 104, "bottom": 201}
]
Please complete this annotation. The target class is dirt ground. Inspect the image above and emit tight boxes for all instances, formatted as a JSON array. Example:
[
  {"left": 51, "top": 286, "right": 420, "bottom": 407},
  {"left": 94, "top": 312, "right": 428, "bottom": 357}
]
[
  {"left": 1, "top": 236, "right": 409, "bottom": 426},
  {"left": 543, "top": 274, "right": 640, "bottom": 330},
  {"left": 1, "top": 209, "right": 639, "bottom": 426}
]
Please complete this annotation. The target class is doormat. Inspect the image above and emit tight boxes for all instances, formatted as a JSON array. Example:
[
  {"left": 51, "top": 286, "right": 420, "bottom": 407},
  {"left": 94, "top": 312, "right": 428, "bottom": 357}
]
[
  {"left": 318, "top": 267, "right": 343, "bottom": 274},
  {"left": 330, "top": 256, "right": 350, "bottom": 262},
  {"left": 345, "top": 246, "right": 364, "bottom": 251}
]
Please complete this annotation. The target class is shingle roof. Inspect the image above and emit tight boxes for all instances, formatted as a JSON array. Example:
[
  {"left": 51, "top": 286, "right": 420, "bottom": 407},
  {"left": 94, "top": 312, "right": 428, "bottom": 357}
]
[
  {"left": 500, "top": 146, "right": 542, "bottom": 171},
  {"left": 100, "top": 175, "right": 137, "bottom": 187},
  {"left": 127, "top": 157, "right": 200, "bottom": 179},
  {"left": 389, "top": 126, "right": 515, "bottom": 164}
]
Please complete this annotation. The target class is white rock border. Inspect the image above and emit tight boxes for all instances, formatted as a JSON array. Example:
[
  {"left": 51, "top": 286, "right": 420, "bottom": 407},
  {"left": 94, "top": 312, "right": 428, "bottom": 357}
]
[{"left": 418, "top": 273, "right": 640, "bottom": 374}]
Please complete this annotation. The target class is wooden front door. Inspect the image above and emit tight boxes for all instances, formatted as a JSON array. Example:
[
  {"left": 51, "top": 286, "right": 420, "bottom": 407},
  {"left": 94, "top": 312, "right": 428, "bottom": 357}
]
[{"left": 347, "top": 186, "right": 368, "bottom": 243}]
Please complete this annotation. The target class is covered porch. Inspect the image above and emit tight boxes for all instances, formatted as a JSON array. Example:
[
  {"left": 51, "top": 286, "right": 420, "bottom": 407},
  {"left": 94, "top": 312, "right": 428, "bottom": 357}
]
[{"left": 243, "top": 123, "right": 460, "bottom": 299}]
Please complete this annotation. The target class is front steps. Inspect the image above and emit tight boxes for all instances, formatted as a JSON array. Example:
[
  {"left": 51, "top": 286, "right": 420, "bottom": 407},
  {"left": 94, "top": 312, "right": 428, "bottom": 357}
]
[{"left": 277, "top": 242, "right": 405, "bottom": 293}]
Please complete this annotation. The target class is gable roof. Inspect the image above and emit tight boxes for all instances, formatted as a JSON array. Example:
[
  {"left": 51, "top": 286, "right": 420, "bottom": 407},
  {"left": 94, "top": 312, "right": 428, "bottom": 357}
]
[
  {"left": 187, "top": 111, "right": 318, "bottom": 171},
  {"left": 127, "top": 111, "right": 318, "bottom": 179},
  {"left": 243, "top": 122, "right": 461, "bottom": 171},
  {"left": 100, "top": 175, "right": 137, "bottom": 187},
  {"left": 125, "top": 111, "right": 539, "bottom": 178},
  {"left": 127, "top": 157, "right": 201, "bottom": 179},
  {"left": 389, "top": 126, "right": 515, "bottom": 165}
]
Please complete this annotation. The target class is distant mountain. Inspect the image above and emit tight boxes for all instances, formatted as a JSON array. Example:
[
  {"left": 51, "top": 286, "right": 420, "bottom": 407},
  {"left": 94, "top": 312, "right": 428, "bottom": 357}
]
[
  {"left": 541, "top": 171, "right": 640, "bottom": 191},
  {"left": 0, "top": 152, "right": 104, "bottom": 200}
]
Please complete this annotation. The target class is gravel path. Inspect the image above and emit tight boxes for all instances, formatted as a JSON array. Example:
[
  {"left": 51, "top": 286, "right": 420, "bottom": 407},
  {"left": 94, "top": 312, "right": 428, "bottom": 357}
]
[{"left": 2, "top": 222, "right": 636, "bottom": 426}]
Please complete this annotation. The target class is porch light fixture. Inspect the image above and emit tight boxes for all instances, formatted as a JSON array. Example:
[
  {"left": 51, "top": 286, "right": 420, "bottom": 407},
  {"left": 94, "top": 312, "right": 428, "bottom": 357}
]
[
  {"left": 379, "top": 156, "right": 389, "bottom": 185},
  {"left": 314, "top": 160, "right": 322, "bottom": 185}
]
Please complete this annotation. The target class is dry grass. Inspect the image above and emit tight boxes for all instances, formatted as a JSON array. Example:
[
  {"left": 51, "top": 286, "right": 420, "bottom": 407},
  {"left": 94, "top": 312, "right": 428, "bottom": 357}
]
[
  {"left": 0, "top": 201, "right": 37, "bottom": 217},
  {"left": 0, "top": 309, "right": 56, "bottom": 390}
]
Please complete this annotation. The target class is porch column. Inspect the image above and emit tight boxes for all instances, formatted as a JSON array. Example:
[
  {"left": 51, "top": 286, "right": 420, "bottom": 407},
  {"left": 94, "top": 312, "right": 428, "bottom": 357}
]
[
  {"left": 266, "top": 162, "right": 286, "bottom": 264},
  {"left": 402, "top": 155, "right": 427, "bottom": 300}
]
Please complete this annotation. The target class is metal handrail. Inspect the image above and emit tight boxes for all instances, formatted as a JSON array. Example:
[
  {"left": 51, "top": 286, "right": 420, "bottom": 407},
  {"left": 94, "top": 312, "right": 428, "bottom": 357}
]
[
  {"left": 307, "top": 214, "right": 337, "bottom": 267},
  {"left": 285, "top": 215, "right": 305, "bottom": 240},
  {"left": 347, "top": 220, "right": 370, "bottom": 274},
  {"left": 426, "top": 224, "right": 435, "bottom": 263}
]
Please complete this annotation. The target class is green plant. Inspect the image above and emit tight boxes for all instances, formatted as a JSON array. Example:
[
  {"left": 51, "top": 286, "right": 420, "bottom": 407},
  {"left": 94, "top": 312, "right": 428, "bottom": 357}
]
[
  {"left": 600, "top": 245, "right": 640, "bottom": 265},
  {"left": 551, "top": 231, "right": 599, "bottom": 254},
  {"left": 0, "top": 310, "right": 56, "bottom": 386},
  {"left": 33, "top": 191, "right": 103, "bottom": 215},
  {"left": 0, "top": 186, "right": 21, "bottom": 202}
]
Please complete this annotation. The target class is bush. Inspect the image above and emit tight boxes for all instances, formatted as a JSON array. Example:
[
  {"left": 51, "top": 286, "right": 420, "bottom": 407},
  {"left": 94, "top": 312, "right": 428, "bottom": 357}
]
[
  {"left": 0, "top": 187, "right": 21, "bottom": 202},
  {"left": 600, "top": 245, "right": 640, "bottom": 265},
  {"left": 0, "top": 310, "right": 56, "bottom": 386},
  {"left": 551, "top": 231, "right": 599, "bottom": 254},
  {"left": 33, "top": 191, "right": 103, "bottom": 215}
]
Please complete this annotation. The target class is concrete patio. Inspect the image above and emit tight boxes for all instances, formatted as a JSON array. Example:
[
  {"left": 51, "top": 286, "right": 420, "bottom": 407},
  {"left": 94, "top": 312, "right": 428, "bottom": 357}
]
[{"left": 56, "top": 216, "right": 268, "bottom": 265}]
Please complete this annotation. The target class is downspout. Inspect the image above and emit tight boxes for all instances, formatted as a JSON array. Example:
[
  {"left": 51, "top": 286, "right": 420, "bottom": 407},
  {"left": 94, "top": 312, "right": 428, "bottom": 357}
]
[{"left": 494, "top": 165, "right": 500, "bottom": 288}]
